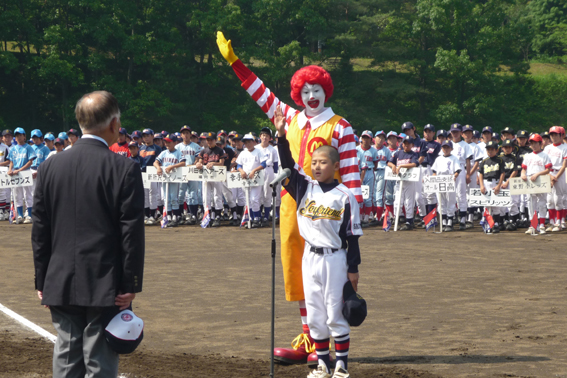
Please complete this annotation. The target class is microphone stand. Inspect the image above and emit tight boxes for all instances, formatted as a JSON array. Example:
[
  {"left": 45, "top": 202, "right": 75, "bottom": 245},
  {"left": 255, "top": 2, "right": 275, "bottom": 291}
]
[{"left": 269, "top": 182, "right": 277, "bottom": 378}]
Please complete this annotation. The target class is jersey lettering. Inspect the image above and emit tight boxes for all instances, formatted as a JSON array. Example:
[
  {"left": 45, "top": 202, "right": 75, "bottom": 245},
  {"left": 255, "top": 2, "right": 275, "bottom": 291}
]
[{"left": 299, "top": 199, "right": 344, "bottom": 221}]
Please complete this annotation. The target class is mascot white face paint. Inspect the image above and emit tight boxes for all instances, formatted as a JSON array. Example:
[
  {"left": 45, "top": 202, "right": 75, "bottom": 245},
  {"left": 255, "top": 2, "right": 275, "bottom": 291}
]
[{"left": 301, "top": 83, "right": 326, "bottom": 116}]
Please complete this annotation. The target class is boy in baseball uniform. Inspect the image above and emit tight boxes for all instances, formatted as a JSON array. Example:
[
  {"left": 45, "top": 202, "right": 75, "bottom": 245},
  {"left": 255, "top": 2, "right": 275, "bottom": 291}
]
[
  {"left": 522, "top": 134, "right": 552, "bottom": 235},
  {"left": 275, "top": 106, "right": 362, "bottom": 378},
  {"left": 387, "top": 135, "right": 419, "bottom": 231},
  {"left": 7, "top": 128, "right": 36, "bottom": 224},
  {"left": 373, "top": 131, "right": 391, "bottom": 223},
  {"left": 357, "top": 130, "right": 378, "bottom": 226},
  {"left": 236, "top": 133, "right": 267, "bottom": 228},
  {"left": 154, "top": 135, "right": 186, "bottom": 227},
  {"left": 256, "top": 127, "right": 279, "bottom": 225},
  {"left": 431, "top": 141, "right": 461, "bottom": 231},
  {"left": 449, "top": 124, "right": 473, "bottom": 230},
  {"left": 543, "top": 126, "right": 567, "bottom": 231},
  {"left": 195, "top": 132, "right": 226, "bottom": 227},
  {"left": 478, "top": 141, "right": 505, "bottom": 234}
]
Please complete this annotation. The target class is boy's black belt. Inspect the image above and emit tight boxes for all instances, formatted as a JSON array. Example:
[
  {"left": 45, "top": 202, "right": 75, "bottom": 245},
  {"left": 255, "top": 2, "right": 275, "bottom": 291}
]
[{"left": 310, "top": 246, "right": 338, "bottom": 254}]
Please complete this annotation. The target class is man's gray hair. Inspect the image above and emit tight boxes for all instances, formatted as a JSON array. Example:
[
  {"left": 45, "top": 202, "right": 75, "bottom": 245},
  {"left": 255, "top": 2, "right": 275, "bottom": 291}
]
[{"left": 75, "top": 91, "right": 120, "bottom": 133}]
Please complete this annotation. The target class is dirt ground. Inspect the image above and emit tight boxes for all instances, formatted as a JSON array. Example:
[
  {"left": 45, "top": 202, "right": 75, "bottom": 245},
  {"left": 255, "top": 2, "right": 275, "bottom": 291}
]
[{"left": 1, "top": 221, "right": 567, "bottom": 378}]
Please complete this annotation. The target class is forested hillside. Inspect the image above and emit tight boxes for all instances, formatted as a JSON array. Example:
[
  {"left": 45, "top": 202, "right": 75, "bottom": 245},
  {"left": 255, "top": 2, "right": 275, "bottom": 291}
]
[{"left": 1, "top": 0, "right": 566, "bottom": 134}]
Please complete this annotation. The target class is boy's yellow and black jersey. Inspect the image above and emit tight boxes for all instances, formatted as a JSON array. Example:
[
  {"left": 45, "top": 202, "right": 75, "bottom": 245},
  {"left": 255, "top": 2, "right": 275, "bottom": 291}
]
[
  {"left": 479, "top": 156, "right": 505, "bottom": 181},
  {"left": 501, "top": 153, "right": 521, "bottom": 179}
]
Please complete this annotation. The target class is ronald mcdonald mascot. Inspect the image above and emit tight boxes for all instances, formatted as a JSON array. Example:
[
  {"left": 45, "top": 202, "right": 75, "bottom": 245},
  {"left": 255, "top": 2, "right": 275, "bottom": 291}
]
[{"left": 217, "top": 32, "right": 362, "bottom": 365}]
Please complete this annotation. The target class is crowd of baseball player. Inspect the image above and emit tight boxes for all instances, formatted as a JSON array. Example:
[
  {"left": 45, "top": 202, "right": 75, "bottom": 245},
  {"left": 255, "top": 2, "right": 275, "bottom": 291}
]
[{"left": 1, "top": 122, "right": 566, "bottom": 235}]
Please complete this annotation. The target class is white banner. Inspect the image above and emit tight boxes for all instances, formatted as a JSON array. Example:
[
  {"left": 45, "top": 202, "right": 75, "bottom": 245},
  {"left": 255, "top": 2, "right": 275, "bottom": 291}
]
[
  {"left": 468, "top": 188, "right": 511, "bottom": 207},
  {"left": 145, "top": 166, "right": 189, "bottom": 183},
  {"left": 227, "top": 170, "right": 265, "bottom": 188},
  {"left": 361, "top": 185, "right": 370, "bottom": 199},
  {"left": 185, "top": 166, "right": 227, "bottom": 182},
  {"left": 0, "top": 170, "right": 34, "bottom": 188},
  {"left": 509, "top": 175, "right": 552, "bottom": 195},
  {"left": 385, "top": 167, "right": 419, "bottom": 182},
  {"left": 423, "top": 175, "right": 455, "bottom": 193}
]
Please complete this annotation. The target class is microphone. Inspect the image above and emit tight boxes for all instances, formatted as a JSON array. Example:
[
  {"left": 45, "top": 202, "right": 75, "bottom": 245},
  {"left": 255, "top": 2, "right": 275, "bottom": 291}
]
[{"left": 270, "top": 168, "right": 291, "bottom": 187}]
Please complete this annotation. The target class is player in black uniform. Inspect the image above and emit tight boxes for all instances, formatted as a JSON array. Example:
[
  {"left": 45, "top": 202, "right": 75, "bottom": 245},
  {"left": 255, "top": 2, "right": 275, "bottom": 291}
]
[
  {"left": 515, "top": 130, "right": 532, "bottom": 227},
  {"left": 500, "top": 139, "right": 522, "bottom": 231},
  {"left": 478, "top": 141, "right": 506, "bottom": 234}
]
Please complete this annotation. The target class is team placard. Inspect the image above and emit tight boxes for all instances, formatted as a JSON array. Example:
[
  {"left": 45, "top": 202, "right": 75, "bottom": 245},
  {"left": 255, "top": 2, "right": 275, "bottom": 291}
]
[
  {"left": 385, "top": 167, "right": 419, "bottom": 182},
  {"left": 423, "top": 175, "right": 455, "bottom": 193},
  {"left": 145, "top": 166, "right": 189, "bottom": 183},
  {"left": 227, "top": 170, "right": 265, "bottom": 188},
  {"left": 185, "top": 166, "right": 227, "bottom": 182},
  {"left": 468, "top": 188, "right": 511, "bottom": 207},
  {"left": 0, "top": 170, "right": 34, "bottom": 188},
  {"left": 361, "top": 185, "right": 370, "bottom": 200},
  {"left": 509, "top": 175, "right": 552, "bottom": 195}
]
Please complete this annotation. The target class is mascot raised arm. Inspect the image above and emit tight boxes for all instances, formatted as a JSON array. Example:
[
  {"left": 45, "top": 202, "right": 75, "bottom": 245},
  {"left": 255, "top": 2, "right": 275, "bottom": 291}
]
[{"left": 217, "top": 31, "right": 362, "bottom": 366}]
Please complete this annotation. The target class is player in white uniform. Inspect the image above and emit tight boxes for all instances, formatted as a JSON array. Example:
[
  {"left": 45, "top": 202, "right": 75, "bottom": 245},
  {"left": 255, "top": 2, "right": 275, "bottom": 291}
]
[
  {"left": 274, "top": 106, "right": 362, "bottom": 378},
  {"left": 449, "top": 124, "right": 473, "bottom": 230},
  {"left": 431, "top": 140, "right": 462, "bottom": 231},
  {"left": 176, "top": 125, "right": 202, "bottom": 225},
  {"left": 0, "top": 135, "right": 9, "bottom": 220},
  {"left": 357, "top": 130, "right": 378, "bottom": 226},
  {"left": 522, "top": 134, "right": 552, "bottom": 235},
  {"left": 236, "top": 133, "right": 266, "bottom": 228},
  {"left": 543, "top": 126, "right": 567, "bottom": 231},
  {"left": 255, "top": 127, "right": 279, "bottom": 225}
]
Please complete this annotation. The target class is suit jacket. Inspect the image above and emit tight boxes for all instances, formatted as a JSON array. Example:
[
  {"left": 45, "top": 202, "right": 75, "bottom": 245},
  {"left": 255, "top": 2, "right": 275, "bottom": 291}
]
[{"left": 32, "top": 137, "right": 145, "bottom": 307}]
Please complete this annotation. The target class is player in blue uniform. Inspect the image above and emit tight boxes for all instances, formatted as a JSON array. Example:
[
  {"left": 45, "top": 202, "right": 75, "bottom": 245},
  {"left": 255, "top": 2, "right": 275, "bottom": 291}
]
[
  {"left": 176, "top": 125, "right": 202, "bottom": 225},
  {"left": 357, "top": 130, "right": 378, "bottom": 227},
  {"left": 140, "top": 129, "right": 162, "bottom": 225},
  {"left": 7, "top": 128, "right": 36, "bottom": 224},
  {"left": 416, "top": 124, "right": 441, "bottom": 225},
  {"left": 373, "top": 131, "right": 391, "bottom": 223}
]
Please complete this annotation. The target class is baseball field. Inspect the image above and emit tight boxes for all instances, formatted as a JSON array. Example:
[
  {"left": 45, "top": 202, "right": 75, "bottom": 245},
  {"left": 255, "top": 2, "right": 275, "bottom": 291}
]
[{"left": 1, "top": 222, "right": 567, "bottom": 378}]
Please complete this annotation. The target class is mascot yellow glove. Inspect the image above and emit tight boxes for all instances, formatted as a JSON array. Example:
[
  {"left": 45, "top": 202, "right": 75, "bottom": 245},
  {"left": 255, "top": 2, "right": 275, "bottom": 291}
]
[{"left": 216, "top": 31, "right": 238, "bottom": 65}]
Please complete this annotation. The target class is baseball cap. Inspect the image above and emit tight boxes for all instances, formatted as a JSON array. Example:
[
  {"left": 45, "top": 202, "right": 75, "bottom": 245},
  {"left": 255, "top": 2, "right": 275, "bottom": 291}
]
[
  {"left": 502, "top": 139, "right": 513, "bottom": 147},
  {"left": 118, "top": 128, "right": 128, "bottom": 135},
  {"left": 104, "top": 309, "right": 144, "bottom": 354},
  {"left": 232, "top": 133, "right": 243, "bottom": 140},
  {"left": 541, "top": 131, "right": 550, "bottom": 138},
  {"left": 502, "top": 127, "right": 514, "bottom": 135},
  {"left": 228, "top": 130, "right": 237, "bottom": 137},
  {"left": 180, "top": 125, "right": 191, "bottom": 133},
  {"left": 354, "top": 135, "right": 359, "bottom": 143},
  {"left": 423, "top": 124, "right": 435, "bottom": 132},
  {"left": 398, "top": 133, "right": 406, "bottom": 139},
  {"left": 68, "top": 128, "right": 80, "bottom": 136},
  {"left": 473, "top": 130, "right": 480, "bottom": 139},
  {"left": 361, "top": 130, "right": 373, "bottom": 138},
  {"left": 205, "top": 131, "right": 216, "bottom": 140},
  {"left": 516, "top": 130, "right": 528, "bottom": 138},
  {"left": 441, "top": 140, "right": 453, "bottom": 148},
  {"left": 374, "top": 130, "right": 385, "bottom": 137},
  {"left": 31, "top": 129, "right": 43, "bottom": 138},
  {"left": 401, "top": 122, "right": 414, "bottom": 131},
  {"left": 529, "top": 133, "right": 543, "bottom": 142},
  {"left": 54, "top": 138, "right": 64, "bottom": 145},
  {"left": 153, "top": 132, "right": 162, "bottom": 139},
  {"left": 436, "top": 130, "right": 447, "bottom": 138},
  {"left": 163, "top": 134, "right": 174, "bottom": 143},
  {"left": 550, "top": 126, "right": 565, "bottom": 135},
  {"left": 217, "top": 129, "right": 227, "bottom": 137},
  {"left": 260, "top": 127, "right": 272, "bottom": 137},
  {"left": 342, "top": 281, "right": 367, "bottom": 327},
  {"left": 486, "top": 140, "right": 499, "bottom": 149},
  {"left": 14, "top": 127, "right": 26, "bottom": 135},
  {"left": 44, "top": 133, "right": 55, "bottom": 141},
  {"left": 142, "top": 128, "right": 154, "bottom": 135},
  {"left": 128, "top": 141, "right": 139, "bottom": 148},
  {"left": 216, "top": 136, "right": 225, "bottom": 145},
  {"left": 131, "top": 131, "right": 142, "bottom": 139},
  {"left": 492, "top": 132, "right": 499, "bottom": 140},
  {"left": 58, "top": 132, "right": 68, "bottom": 140},
  {"left": 242, "top": 133, "right": 255, "bottom": 141},
  {"left": 450, "top": 123, "right": 462, "bottom": 132},
  {"left": 482, "top": 126, "right": 493, "bottom": 134},
  {"left": 2, "top": 129, "right": 13, "bottom": 136},
  {"left": 386, "top": 131, "right": 398, "bottom": 138},
  {"left": 462, "top": 124, "right": 474, "bottom": 132},
  {"left": 199, "top": 132, "right": 207, "bottom": 139},
  {"left": 402, "top": 135, "right": 414, "bottom": 144},
  {"left": 191, "top": 131, "right": 198, "bottom": 137}
]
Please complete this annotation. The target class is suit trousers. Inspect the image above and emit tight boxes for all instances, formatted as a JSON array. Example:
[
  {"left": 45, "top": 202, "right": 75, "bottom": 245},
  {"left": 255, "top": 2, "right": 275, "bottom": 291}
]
[{"left": 50, "top": 305, "right": 118, "bottom": 378}]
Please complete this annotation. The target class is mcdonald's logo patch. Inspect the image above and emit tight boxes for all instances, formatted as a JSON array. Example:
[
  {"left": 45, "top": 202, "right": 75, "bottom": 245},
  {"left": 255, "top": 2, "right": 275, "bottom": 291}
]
[{"left": 307, "top": 137, "right": 329, "bottom": 156}]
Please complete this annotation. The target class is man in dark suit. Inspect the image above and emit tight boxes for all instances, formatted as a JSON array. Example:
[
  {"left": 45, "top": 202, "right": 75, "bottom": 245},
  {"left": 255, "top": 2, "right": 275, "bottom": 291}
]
[{"left": 32, "top": 91, "right": 145, "bottom": 378}]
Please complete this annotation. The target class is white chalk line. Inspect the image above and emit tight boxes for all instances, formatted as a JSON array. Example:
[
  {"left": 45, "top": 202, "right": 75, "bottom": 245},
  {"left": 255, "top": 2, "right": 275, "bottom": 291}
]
[
  {"left": 0, "top": 302, "right": 56, "bottom": 343},
  {"left": 0, "top": 302, "right": 130, "bottom": 378}
]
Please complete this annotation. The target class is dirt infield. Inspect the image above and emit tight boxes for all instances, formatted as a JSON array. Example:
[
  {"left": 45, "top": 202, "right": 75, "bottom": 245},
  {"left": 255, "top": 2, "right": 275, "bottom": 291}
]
[{"left": 1, "top": 221, "right": 567, "bottom": 377}]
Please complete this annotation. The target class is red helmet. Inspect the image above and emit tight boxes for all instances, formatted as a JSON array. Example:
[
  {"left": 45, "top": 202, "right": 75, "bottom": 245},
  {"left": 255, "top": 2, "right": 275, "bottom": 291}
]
[
  {"left": 529, "top": 134, "right": 542, "bottom": 143},
  {"left": 549, "top": 126, "right": 565, "bottom": 135}
]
